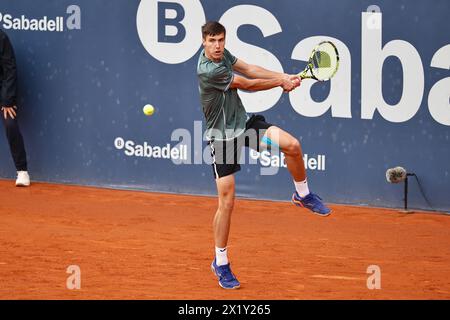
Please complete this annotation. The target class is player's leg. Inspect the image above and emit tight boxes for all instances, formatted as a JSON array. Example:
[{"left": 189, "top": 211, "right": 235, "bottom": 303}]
[
  {"left": 264, "top": 126, "right": 331, "bottom": 216},
  {"left": 1, "top": 115, "right": 30, "bottom": 186},
  {"left": 244, "top": 116, "right": 307, "bottom": 191},
  {"left": 214, "top": 174, "right": 235, "bottom": 250},
  {"left": 264, "top": 126, "right": 305, "bottom": 182},
  {"left": 208, "top": 140, "right": 241, "bottom": 289},
  {"left": 211, "top": 174, "right": 240, "bottom": 289}
]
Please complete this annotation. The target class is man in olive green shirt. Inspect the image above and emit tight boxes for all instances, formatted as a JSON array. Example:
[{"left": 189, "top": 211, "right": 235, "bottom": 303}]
[{"left": 197, "top": 21, "right": 330, "bottom": 290}]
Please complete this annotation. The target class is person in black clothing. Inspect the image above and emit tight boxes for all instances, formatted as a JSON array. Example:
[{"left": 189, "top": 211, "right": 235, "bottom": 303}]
[{"left": 0, "top": 29, "right": 30, "bottom": 186}]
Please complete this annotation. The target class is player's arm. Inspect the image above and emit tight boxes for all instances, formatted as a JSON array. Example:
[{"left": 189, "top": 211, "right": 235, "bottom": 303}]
[
  {"left": 230, "top": 74, "right": 289, "bottom": 91},
  {"left": 233, "top": 58, "right": 298, "bottom": 82}
]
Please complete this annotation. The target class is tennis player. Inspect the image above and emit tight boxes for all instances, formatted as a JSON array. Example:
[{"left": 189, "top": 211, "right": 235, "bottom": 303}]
[{"left": 197, "top": 21, "right": 331, "bottom": 290}]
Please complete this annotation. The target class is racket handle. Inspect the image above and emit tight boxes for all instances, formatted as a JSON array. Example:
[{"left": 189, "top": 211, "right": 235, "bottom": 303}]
[{"left": 298, "top": 69, "right": 310, "bottom": 80}]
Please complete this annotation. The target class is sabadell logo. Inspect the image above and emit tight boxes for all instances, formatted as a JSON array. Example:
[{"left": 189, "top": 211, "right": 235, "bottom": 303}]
[{"left": 0, "top": 5, "right": 81, "bottom": 32}]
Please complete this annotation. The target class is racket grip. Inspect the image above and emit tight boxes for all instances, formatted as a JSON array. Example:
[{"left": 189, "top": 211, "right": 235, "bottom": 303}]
[{"left": 298, "top": 69, "right": 308, "bottom": 79}]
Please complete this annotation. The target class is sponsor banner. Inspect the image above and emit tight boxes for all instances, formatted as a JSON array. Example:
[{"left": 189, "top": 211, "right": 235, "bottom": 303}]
[
  {"left": 0, "top": 5, "right": 81, "bottom": 32},
  {"left": 0, "top": 0, "right": 448, "bottom": 211}
]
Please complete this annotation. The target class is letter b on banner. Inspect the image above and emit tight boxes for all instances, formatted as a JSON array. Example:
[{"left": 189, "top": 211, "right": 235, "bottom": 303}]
[
  {"left": 137, "top": 0, "right": 205, "bottom": 64},
  {"left": 158, "top": 2, "right": 185, "bottom": 43}
]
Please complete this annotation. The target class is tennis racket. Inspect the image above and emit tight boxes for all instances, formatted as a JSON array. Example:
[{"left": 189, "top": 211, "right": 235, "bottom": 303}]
[{"left": 298, "top": 41, "right": 339, "bottom": 81}]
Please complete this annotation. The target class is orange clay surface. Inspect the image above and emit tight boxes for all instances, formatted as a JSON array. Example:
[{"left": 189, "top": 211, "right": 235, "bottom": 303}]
[{"left": 0, "top": 179, "right": 449, "bottom": 300}]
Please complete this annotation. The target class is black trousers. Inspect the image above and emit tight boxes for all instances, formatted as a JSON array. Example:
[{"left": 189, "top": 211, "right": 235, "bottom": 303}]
[{"left": 1, "top": 116, "right": 27, "bottom": 171}]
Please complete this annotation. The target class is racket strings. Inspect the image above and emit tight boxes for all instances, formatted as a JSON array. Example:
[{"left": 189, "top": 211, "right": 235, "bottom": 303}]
[
  {"left": 312, "top": 51, "right": 331, "bottom": 68},
  {"left": 310, "top": 42, "right": 338, "bottom": 81}
]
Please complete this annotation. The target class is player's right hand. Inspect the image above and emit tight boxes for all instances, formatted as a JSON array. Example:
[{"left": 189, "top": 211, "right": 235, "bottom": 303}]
[
  {"left": 281, "top": 75, "right": 295, "bottom": 92},
  {"left": 281, "top": 74, "right": 300, "bottom": 92},
  {"left": 290, "top": 75, "right": 301, "bottom": 88}
]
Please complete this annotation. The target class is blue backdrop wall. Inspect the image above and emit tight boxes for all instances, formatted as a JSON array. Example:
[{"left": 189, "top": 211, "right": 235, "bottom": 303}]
[{"left": 0, "top": 0, "right": 449, "bottom": 212}]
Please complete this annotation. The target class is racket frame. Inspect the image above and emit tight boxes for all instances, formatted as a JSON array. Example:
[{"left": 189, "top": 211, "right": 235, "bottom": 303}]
[{"left": 298, "top": 41, "right": 339, "bottom": 81}]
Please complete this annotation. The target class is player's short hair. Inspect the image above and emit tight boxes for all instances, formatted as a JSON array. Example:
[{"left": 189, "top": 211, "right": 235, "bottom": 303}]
[{"left": 202, "top": 21, "right": 226, "bottom": 39}]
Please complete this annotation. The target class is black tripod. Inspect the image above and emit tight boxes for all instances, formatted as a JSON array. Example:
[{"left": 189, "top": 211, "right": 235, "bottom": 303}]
[
  {"left": 402, "top": 173, "right": 433, "bottom": 212},
  {"left": 403, "top": 173, "right": 415, "bottom": 212}
]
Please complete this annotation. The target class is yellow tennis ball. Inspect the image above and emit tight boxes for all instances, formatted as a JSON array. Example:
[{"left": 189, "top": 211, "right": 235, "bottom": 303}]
[{"left": 143, "top": 104, "right": 154, "bottom": 116}]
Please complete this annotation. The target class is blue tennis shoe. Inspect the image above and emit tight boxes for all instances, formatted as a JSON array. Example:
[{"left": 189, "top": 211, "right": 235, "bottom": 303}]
[
  {"left": 292, "top": 192, "right": 331, "bottom": 216},
  {"left": 211, "top": 259, "right": 240, "bottom": 289}
]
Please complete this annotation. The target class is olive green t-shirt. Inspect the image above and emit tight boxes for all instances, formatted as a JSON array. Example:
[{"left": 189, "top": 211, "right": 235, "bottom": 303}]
[{"left": 197, "top": 48, "right": 248, "bottom": 141}]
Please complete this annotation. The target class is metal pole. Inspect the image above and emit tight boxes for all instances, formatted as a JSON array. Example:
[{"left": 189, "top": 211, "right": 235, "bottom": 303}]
[{"left": 404, "top": 175, "right": 408, "bottom": 211}]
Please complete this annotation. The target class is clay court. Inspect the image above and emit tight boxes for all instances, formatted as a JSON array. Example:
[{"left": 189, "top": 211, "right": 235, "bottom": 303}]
[{"left": 0, "top": 179, "right": 449, "bottom": 300}]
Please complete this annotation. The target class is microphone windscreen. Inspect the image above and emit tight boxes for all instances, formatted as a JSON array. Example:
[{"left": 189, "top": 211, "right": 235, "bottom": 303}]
[{"left": 386, "top": 166, "right": 407, "bottom": 183}]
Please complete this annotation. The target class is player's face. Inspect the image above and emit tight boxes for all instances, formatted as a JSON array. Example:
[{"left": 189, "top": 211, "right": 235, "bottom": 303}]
[{"left": 203, "top": 33, "right": 225, "bottom": 62}]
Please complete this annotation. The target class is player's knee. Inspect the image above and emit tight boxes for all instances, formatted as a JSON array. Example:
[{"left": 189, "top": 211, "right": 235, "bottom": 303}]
[
  {"left": 219, "top": 197, "right": 235, "bottom": 213},
  {"left": 284, "top": 138, "right": 302, "bottom": 156}
]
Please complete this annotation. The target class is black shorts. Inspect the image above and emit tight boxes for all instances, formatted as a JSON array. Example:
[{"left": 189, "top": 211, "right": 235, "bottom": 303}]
[{"left": 208, "top": 114, "right": 273, "bottom": 179}]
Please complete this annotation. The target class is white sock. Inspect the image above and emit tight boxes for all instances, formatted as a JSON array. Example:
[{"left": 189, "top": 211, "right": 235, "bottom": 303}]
[
  {"left": 294, "top": 179, "right": 310, "bottom": 198},
  {"left": 215, "top": 247, "right": 229, "bottom": 266}
]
